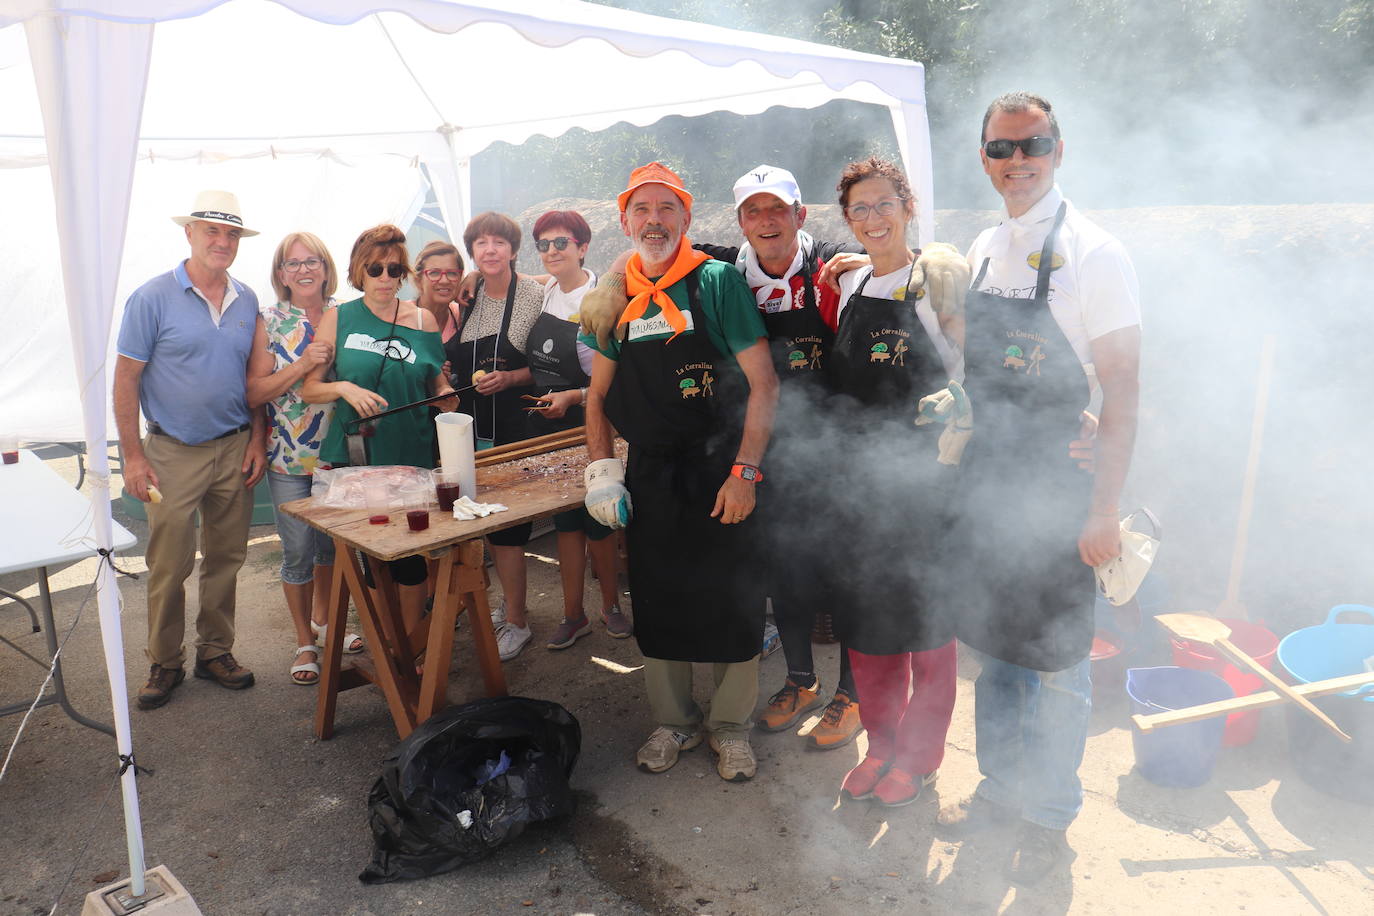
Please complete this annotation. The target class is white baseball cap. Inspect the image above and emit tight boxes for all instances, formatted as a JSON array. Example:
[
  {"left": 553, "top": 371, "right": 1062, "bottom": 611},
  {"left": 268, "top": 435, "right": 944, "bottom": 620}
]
[{"left": 732, "top": 164, "right": 801, "bottom": 212}]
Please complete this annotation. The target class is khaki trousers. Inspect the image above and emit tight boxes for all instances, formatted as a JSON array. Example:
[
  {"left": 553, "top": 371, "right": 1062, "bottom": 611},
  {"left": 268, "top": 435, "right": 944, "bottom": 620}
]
[
  {"left": 142, "top": 430, "right": 253, "bottom": 668},
  {"left": 642, "top": 655, "right": 760, "bottom": 738}
]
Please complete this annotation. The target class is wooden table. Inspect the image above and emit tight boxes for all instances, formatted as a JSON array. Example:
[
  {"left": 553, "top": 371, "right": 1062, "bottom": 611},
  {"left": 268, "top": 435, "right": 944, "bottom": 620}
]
[{"left": 280, "top": 437, "right": 616, "bottom": 740}]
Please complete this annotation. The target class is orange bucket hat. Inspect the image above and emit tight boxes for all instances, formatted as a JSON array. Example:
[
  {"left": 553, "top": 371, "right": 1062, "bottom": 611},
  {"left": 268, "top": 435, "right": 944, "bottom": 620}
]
[{"left": 617, "top": 161, "right": 693, "bottom": 212}]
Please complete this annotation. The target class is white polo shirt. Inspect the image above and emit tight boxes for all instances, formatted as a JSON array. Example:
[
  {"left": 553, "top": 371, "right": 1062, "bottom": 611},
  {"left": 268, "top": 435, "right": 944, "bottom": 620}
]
[{"left": 965, "top": 185, "right": 1140, "bottom": 368}]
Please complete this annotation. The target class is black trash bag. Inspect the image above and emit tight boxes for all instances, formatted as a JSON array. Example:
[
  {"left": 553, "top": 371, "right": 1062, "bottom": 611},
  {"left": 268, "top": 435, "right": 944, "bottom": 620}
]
[{"left": 359, "top": 696, "right": 581, "bottom": 884}]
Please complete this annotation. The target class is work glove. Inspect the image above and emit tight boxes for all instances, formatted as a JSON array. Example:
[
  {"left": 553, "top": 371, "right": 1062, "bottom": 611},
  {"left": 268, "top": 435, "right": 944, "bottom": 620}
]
[
  {"left": 579, "top": 272, "right": 628, "bottom": 352},
  {"left": 584, "top": 458, "right": 632, "bottom": 529},
  {"left": 915, "top": 379, "right": 973, "bottom": 466},
  {"left": 913, "top": 242, "right": 970, "bottom": 318}
]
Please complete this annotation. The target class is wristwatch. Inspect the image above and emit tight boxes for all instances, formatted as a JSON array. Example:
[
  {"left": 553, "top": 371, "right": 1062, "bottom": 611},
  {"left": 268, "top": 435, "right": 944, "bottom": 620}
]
[{"left": 731, "top": 463, "right": 763, "bottom": 483}]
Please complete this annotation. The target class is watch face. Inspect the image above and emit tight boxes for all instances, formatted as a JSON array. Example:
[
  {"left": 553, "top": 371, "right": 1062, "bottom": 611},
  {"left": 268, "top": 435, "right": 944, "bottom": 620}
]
[{"left": 738, "top": 465, "right": 757, "bottom": 481}]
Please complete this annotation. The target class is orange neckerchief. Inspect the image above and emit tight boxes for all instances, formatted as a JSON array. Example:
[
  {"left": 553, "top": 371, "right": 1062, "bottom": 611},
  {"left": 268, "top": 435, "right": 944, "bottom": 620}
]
[{"left": 619, "top": 237, "right": 709, "bottom": 342}]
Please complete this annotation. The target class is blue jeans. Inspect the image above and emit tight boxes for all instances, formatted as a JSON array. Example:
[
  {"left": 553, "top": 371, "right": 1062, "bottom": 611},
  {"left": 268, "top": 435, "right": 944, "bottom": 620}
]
[
  {"left": 970, "top": 647, "right": 1092, "bottom": 830},
  {"left": 266, "top": 471, "right": 334, "bottom": 585}
]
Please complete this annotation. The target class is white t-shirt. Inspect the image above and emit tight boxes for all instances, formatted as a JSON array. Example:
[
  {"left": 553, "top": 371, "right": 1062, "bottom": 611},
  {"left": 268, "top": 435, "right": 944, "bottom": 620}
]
[
  {"left": 541, "top": 269, "right": 597, "bottom": 379},
  {"left": 965, "top": 185, "right": 1140, "bottom": 368},
  {"left": 837, "top": 263, "right": 963, "bottom": 380}
]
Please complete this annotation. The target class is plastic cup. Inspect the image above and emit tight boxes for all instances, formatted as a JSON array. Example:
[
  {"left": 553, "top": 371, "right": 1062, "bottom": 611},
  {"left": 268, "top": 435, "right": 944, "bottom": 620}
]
[
  {"left": 362, "top": 478, "right": 390, "bottom": 524},
  {"left": 0, "top": 434, "right": 18, "bottom": 465},
  {"left": 403, "top": 485, "right": 431, "bottom": 532},
  {"left": 434, "top": 468, "right": 463, "bottom": 513}
]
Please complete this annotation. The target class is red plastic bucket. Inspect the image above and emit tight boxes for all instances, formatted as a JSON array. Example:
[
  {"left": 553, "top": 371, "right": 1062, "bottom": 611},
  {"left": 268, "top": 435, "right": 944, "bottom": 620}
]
[{"left": 1169, "top": 617, "right": 1279, "bottom": 747}]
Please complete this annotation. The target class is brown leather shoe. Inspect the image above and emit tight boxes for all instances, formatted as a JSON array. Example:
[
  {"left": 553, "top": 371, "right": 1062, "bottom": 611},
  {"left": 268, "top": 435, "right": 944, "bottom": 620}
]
[
  {"left": 194, "top": 652, "right": 255, "bottom": 690},
  {"left": 136, "top": 664, "right": 185, "bottom": 710}
]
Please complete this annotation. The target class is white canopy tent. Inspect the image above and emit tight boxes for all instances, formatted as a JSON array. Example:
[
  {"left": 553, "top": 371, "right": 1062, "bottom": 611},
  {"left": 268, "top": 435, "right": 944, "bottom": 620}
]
[{"left": 0, "top": 0, "right": 931, "bottom": 899}]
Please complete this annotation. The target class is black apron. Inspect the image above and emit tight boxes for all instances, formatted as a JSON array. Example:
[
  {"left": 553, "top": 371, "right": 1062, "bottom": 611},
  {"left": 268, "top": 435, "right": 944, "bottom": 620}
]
[
  {"left": 604, "top": 270, "right": 763, "bottom": 663},
  {"left": 524, "top": 303, "right": 590, "bottom": 437},
  {"left": 445, "top": 276, "right": 534, "bottom": 446},
  {"left": 756, "top": 251, "right": 839, "bottom": 622},
  {"left": 825, "top": 260, "right": 954, "bottom": 655},
  {"left": 956, "top": 202, "right": 1094, "bottom": 671}
]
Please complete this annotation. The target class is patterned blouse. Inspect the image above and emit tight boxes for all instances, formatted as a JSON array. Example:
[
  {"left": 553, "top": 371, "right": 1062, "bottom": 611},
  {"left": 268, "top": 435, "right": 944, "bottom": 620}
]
[{"left": 262, "top": 299, "right": 337, "bottom": 475}]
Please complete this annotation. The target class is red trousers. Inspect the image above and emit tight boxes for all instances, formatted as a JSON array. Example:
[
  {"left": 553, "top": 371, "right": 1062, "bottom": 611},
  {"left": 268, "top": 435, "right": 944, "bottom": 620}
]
[{"left": 848, "top": 641, "right": 957, "bottom": 774}]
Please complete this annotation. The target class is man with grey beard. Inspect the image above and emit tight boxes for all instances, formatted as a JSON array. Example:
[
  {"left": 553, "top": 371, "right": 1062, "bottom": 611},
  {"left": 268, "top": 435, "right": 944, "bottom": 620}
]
[
  {"left": 579, "top": 162, "right": 779, "bottom": 783},
  {"left": 936, "top": 92, "right": 1141, "bottom": 885}
]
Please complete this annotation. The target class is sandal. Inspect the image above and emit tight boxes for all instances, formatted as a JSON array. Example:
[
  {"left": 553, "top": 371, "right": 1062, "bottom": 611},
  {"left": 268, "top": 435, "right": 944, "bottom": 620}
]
[
  {"left": 291, "top": 645, "right": 321, "bottom": 686},
  {"left": 311, "top": 621, "right": 363, "bottom": 654}
]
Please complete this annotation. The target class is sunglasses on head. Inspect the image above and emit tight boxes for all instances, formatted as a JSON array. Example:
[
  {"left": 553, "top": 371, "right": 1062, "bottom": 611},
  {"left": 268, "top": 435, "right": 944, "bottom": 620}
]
[
  {"left": 365, "top": 262, "right": 407, "bottom": 279},
  {"left": 535, "top": 236, "right": 575, "bottom": 253},
  {"left": 982, "top": 136, "right": 1057, "bottom": 159}
]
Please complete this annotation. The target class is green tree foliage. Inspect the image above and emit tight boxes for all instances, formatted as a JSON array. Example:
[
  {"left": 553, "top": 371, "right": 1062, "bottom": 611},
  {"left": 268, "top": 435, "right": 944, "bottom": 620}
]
[{"left": 471, "top": 0, "right": 1374, "bottom": 213}]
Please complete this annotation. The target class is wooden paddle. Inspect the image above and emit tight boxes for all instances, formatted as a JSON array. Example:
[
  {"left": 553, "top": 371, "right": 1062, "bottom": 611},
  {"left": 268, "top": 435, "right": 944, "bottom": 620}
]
[
  {"left": 1133, "top": 670, "right": 1374, "bottom": 733},
  {"left": 1155, "top": 612, "right": 1352, "bottom": 742}
]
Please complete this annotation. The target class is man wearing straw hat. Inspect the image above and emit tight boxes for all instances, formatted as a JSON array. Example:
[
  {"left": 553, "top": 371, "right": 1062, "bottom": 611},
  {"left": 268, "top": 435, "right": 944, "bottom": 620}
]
[
  {"left": 579, "top": 162, "right": 779, "bottom": 782},
  {"left": 114, "top": 189, "right": 268, "bottom": 709}
]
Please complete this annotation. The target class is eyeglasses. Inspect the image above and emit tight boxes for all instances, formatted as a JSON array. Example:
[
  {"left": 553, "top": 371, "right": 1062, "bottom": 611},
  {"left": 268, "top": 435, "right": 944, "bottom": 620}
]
[
  {"left": 535, "top": 237, "right": 575, "bottom": 253},
  {"left": 843, "top": 198, "right": 903, "bottom": 223},
  {"left": 421, "top": 268, "right": 462, "bottom": 282},
  {"left": 281, "top": 257, "right": 323, "bottom": 273},
  {"left": 365, "top": 262, "right": 407, "bottom": 279},
  {"left": 982, "top": 136, "right": 1057, "bottom": 159}
]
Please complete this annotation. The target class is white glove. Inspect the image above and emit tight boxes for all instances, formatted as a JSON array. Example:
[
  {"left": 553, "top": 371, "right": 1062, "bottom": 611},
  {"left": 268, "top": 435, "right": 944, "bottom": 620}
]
[
  {"left": 584, "top": 458, "right": 632, "bottom": 529},
  {"left": 578, "top": 272, "right": 628, "bottom": 352},
  {"left": 913, "top": 242, "right": 970, "bottom": 318},
  {"left": 916, "top": 380, "right": 973, "bottom": 466}
]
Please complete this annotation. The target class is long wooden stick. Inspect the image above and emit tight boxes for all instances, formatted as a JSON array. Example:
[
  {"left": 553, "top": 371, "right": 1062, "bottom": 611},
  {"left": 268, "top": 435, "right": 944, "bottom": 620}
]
[
  {"left": 1220, "top": 333, "right": 1276, "bottom": 617},
  {"left": 1132, "top": 670, "right": 1374, "bottom": 733},
  {"left": 1212, "top": 636, "right": 1352, "bottom": 741}
]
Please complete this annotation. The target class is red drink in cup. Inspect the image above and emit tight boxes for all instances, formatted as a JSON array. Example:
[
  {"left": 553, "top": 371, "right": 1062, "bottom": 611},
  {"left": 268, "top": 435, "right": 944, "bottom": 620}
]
[
  {"left": 406, "top": 509, "right": 430, "bottom": 531},
  {"left": 434, "top": 468, "right": 463, "bottom": 512},
  {"left": 0, "top": 435, "right": 17, "bottom": 465},
  {"left": 1, "top": 451, "right": 16, "bottom": 465},
  {"left": 403, "top": 485, "right": 432, "bottom": 532}
]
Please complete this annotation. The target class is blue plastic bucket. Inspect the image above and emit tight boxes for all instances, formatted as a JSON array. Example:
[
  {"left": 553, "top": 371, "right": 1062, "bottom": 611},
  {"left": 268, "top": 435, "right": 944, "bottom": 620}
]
[
  {"left": 1276, "top": 604, "right": 1374, "bottom": 803},
  {"left": 1127, "top": 667, "right": 1234, "bottom": 788}
]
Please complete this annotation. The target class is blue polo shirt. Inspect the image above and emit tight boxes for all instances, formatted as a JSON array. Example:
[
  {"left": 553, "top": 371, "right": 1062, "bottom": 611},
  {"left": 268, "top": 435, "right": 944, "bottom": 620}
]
[{"left": 116, "top": 261, "right": 257, "bottom": 444}]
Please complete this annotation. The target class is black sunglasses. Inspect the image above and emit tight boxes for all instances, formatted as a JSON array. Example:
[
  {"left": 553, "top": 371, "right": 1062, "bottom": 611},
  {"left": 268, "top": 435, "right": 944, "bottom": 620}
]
[
  {"left": 365, "top": 262, "right": 407, "bottom": 279},
  {"left": 535, "top": 236, "right": 575, "bottom": 253},
  {"left": 983, "top": 136, "right": 1057, "bottom": 160}
]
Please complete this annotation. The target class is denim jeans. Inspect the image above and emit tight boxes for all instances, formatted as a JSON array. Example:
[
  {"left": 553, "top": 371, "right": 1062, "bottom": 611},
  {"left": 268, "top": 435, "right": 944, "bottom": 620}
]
[
  {"left": 970, "top": 647, "right": 1092, "bottom": 830},
  {"left": 266, "top": 471, "right": 334, "bottom": 585}
]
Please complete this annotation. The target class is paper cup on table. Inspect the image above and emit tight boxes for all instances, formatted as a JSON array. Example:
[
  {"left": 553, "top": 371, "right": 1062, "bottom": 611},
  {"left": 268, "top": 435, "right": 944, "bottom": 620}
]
[{"left": 435, "top": 413, "right": 476, "bottom": 499}]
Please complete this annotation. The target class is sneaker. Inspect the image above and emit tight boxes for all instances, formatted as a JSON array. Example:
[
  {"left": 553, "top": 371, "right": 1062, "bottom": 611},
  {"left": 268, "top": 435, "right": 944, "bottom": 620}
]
[
  {"left": 708, "top": 733, "right": 757, "bottom": 782},
  {"left": 490, "top": 599, "right": 507, "bottom": 627},
  {"left": 602, "top": 606, "right": 633, "bottom": 639},
  {"left": 757, "top": 676, "right": 825, "bottom": 732},
  {"left": 808, "top": 692, "right": 863, "bottom": 750},
  {"left": 872, "top": 767, "right": 937, "bottom": 807},
  {"left": 193, "top": 652, "right": 255, "bottom": 690},
  {"left": 547, "top": 615, "right": 592, "bottom": 650},
  {"left": 1008, "top": 822, "right": 1072, "bottom": 886},
  {"left": 136, "top": 664, "right": 185, "bottom": 710},
  {"left": 936, "top": 793, "right": 1018, "bottom": 838},
  {"left": 495, "top": 622, "right": 532, "bottom": 661},
  {"left": 636, "top": 726, "right": 703, "bottom": 773},
  {"left": 841, "top": 755, "right": 889, "bottom": 800}
]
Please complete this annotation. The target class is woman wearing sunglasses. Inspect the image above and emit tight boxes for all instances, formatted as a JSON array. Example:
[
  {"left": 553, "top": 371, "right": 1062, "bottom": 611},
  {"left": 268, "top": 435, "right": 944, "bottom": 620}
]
[
  {"left": 524, "top": 210, "right": 632, "bottom": 650},
  {"left": 445, "top": 211, "right": 545, "bottom": 660},
  {"left": 826, "top": 157, "right": 963, "bottom": 808},
  {"left": 247, "top": 232, "right": 361, "bottom": 685},
  {"left": 304, "top": 223, "right": 457, "bottom": 632}
]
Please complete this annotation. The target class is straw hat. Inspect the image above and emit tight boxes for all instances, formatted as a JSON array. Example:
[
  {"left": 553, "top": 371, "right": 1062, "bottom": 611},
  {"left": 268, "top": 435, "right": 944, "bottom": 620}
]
[{"left": 171, "top": 189, "right": 259, "bottom": 237}]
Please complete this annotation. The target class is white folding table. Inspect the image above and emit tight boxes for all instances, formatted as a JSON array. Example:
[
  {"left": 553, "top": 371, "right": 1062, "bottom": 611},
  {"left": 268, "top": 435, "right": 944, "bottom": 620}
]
[{"left": 0, "top": 450, "right": 136, "bottom": 735}]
